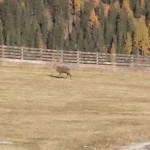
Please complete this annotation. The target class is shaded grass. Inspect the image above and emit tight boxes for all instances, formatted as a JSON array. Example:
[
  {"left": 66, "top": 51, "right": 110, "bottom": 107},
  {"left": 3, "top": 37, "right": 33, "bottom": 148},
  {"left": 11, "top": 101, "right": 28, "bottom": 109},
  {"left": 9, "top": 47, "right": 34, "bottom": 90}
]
[{"left": 0, "top": 64, "right": 150, "bottom": 150}]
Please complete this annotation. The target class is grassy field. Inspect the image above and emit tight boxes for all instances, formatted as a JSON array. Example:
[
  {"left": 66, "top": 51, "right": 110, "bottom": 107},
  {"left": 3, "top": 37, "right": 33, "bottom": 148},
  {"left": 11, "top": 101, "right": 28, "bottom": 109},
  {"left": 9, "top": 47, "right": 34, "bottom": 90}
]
[{"left": 0, "top": 63, "right": 150, "bottom": 150}]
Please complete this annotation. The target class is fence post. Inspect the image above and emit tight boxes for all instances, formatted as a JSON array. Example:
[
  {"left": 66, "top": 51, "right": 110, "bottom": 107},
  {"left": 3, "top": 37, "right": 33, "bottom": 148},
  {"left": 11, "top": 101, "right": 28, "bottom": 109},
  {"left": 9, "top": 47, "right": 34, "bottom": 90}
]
[
  {"left": 40, "top": 48, "right": 43, "bottom": 61},
  {"left": 77, "top": 51, "right": 80, "bottom": 66},
  {"left": 21, "top": 47, "right": 24, "bottom": 60},
  {"left": 96, "top": 52, "right": 99, "bottom": 65},
  {"left": 0, "top": 45, "right": 4, "bottom": 64},
  {"left": 99, "top": 53, "right": 102, "bottom": 65},
  {"left": 110, "top": 53, "right": 116, "bottom": 64},
  {"left": 130, "top": 54, "right": 134, "bottom": 67},
  {"left": 61, "top": 50, "right": 63, "bottom": 63},
  {"left": 2, "top": 45, "right": 4, "bottom": 59}
]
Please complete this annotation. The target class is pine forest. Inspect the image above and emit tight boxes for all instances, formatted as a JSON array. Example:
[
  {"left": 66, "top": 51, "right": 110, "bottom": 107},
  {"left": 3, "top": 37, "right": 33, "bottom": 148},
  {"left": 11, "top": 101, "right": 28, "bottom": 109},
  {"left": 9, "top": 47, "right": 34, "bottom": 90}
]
[{"left": 0, "top": 0, "right": 150, "bottom": 55}]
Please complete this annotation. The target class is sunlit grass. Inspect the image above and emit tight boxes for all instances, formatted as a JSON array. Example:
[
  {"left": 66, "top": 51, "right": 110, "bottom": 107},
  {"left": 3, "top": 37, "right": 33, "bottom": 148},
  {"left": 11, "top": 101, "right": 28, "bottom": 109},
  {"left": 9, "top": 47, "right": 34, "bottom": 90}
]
[{"left": 0, "top": 63, "right": 150, "bottom": 150}]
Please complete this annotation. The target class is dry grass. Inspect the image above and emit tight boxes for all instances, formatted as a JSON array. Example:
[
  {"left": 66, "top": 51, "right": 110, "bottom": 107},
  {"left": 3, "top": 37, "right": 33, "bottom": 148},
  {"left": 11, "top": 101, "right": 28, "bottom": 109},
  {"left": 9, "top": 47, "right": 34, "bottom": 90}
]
[{"left": 0, "top": 63, "right": 150, "bottom": 150}]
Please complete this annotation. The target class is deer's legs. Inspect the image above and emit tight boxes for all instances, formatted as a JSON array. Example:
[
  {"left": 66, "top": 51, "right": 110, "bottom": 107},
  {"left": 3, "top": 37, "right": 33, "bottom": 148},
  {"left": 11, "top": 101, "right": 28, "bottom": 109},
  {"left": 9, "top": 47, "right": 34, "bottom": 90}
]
[
  {"left": 65, "top": 74, "right": 68, "bottom": 79},
  {"left": 65, "top": 74, "right": 71, "bottom": 79}
]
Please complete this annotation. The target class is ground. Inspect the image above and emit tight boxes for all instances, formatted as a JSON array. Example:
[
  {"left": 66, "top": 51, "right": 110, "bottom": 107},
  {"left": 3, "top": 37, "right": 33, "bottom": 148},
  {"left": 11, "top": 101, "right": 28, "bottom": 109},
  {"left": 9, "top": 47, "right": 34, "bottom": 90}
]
[
  {"left": 120, "top": 142, "right": 150, "bottom": 150},
  {"left": 0, "top": 63, "right": 150, "bottom": 150}
]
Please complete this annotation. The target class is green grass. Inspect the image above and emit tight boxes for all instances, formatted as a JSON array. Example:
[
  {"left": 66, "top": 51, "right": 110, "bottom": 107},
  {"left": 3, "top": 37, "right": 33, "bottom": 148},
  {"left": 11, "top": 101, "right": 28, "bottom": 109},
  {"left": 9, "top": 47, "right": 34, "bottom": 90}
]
[{"left": 0, "top": 64, "right": 150, "bottom": 150}]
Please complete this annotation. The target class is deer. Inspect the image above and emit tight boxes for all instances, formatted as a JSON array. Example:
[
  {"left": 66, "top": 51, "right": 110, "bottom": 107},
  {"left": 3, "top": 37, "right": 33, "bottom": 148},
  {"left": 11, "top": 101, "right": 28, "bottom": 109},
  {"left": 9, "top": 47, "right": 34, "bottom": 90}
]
[{"left": 53, "top": 58, "right": 71, "bottom": 79}]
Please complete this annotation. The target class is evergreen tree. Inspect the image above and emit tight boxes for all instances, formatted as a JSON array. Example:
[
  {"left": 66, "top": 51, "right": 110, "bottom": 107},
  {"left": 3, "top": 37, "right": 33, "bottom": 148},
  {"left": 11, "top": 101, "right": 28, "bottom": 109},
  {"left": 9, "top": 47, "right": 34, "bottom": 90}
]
[
  {"left": 127, "top": 16, "right": 134, "bottom": 34},
  {"left": 70, "top": 21, "right": 80, "bottom": 50},
  {"left": 1, "top": 0, "right": 11, "bottom": 44},
  {"left": 79, "top": 1, "right": 93, "bottom": 51},
  {"left": 134, "top": 0, "right": 141, "bottom": 18},
  {"left": 92, "top": 24, "right": 104, "bottom": 52},
  {"left": 69, "top": 26, "right": 77, "bottom": 50},
  {"left": 77, "top": 31, "right": 84, "bottom": 50},
  {"left": 40, "top": 18, "right": 49, "bottom": 48},
  {"left": 6, "top": 31, "right": 10, "bottom": 46},
  {"left": 104, "top": 20, "right": 114, "bottom": 52},
  {"left": 95, "top": 3, "right": 105, "bottom": 29},
  {"left": 130, "top": 0, "right": 136, "bottom": 10},
  {"left": 97, "top": 25, "right": 105, "bottom": 52},
  {"left": 145, "top": 0, "right": 150, "bottom": 23},
  {"left": 47, "top": 23, "right": 64, "bottom": 50},
  {"left": 32, "top": 0, "right": 44, "bottom": 21},
  {"left": 14, "top": 2, "right": 23, "bottom": 46},
  {"left": 35, "top": 24, "right": 45, "bottom": 48},
  {"left": 0, "top": 0, "right": 149, "bottom": 55},
  {"left": 116, "top": 9, "right": 128, "bottom": 53},
  {"left": 0, "top": 19, "right": 4, "bottom": 45}
]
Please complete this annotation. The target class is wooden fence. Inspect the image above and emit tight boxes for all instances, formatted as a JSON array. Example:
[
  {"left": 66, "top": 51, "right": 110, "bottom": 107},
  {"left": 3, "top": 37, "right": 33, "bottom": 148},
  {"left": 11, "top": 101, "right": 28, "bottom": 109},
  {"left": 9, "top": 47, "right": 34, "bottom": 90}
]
[{"left": 0, "top": 45, "right": 150, "bottom": 67}]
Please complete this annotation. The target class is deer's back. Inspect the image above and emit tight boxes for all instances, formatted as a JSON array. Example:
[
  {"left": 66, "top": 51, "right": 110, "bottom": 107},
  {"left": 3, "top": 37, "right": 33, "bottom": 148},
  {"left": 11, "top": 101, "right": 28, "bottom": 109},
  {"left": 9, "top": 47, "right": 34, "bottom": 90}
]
[{"left": 56, "top": 65, "right": 70, "bottom": 73}]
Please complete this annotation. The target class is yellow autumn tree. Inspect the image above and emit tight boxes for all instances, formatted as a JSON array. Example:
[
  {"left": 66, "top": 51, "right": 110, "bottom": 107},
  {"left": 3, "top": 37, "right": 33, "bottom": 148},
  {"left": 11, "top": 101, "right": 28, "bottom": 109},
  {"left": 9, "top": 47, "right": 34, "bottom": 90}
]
[
  {"left": 134, "top": 20, "right": 150, "bottom": 55},
  {"left": 123, "top": 0, "right": 133, "bottom": 16},
  {"left": 71, "top": 0, "right": 82, "bottom": 13},
  {"left": 89, "top": 9, "right": 99, "bottom": 27},
  {"left": 103, "top": 4, "right": 110, "bottom": 18},
  {"left": 89, "top": 0, "right": 100, "bottom": 28},
  {"left": 94, "top": 0, "right": 100, "bottom": 8},
  {"left": 124, "top": 32, "right": 132, "bottom": 54},
  {"left": 140, "top": 0, "right": 145, "bottom": 9},
  {"left": 21, "top": 0, "right": 25, "bottom": 9}
]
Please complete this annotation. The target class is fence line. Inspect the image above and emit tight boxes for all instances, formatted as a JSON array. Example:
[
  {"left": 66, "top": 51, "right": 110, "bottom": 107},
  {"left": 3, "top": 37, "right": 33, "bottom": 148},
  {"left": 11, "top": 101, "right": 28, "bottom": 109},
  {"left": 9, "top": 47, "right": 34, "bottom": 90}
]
[{"left": 0, "top": 45, "right": 150, "bottom": 67}]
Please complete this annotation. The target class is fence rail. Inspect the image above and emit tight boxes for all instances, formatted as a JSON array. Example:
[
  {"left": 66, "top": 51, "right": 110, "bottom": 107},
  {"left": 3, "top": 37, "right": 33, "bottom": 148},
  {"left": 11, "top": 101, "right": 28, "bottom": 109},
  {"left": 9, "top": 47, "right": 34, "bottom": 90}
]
[{"left": 0, "top": 45, "right": 150, "bottom": 67}]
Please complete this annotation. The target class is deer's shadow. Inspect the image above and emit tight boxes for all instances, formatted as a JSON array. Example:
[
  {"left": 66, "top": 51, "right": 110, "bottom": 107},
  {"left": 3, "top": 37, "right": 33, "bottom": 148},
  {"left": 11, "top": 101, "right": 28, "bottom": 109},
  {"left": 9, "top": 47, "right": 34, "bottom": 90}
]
[{"left": 49, "top": 74, "right": 66, "bottom": 79}]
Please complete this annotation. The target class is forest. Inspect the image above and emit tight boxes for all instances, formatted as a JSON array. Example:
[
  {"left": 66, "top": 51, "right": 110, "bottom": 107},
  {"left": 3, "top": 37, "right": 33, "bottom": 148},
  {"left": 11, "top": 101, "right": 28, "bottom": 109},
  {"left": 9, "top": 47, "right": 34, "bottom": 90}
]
[{"left": 0, "top": 0, "right": 149, "bottom": 55}]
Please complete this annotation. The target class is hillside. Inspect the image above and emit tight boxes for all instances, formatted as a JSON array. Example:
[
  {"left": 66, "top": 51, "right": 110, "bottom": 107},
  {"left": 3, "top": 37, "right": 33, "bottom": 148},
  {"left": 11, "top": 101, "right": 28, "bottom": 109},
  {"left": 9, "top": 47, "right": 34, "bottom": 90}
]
[{"left": 0, "top": 0, "right": 149, "bottom": 54}]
